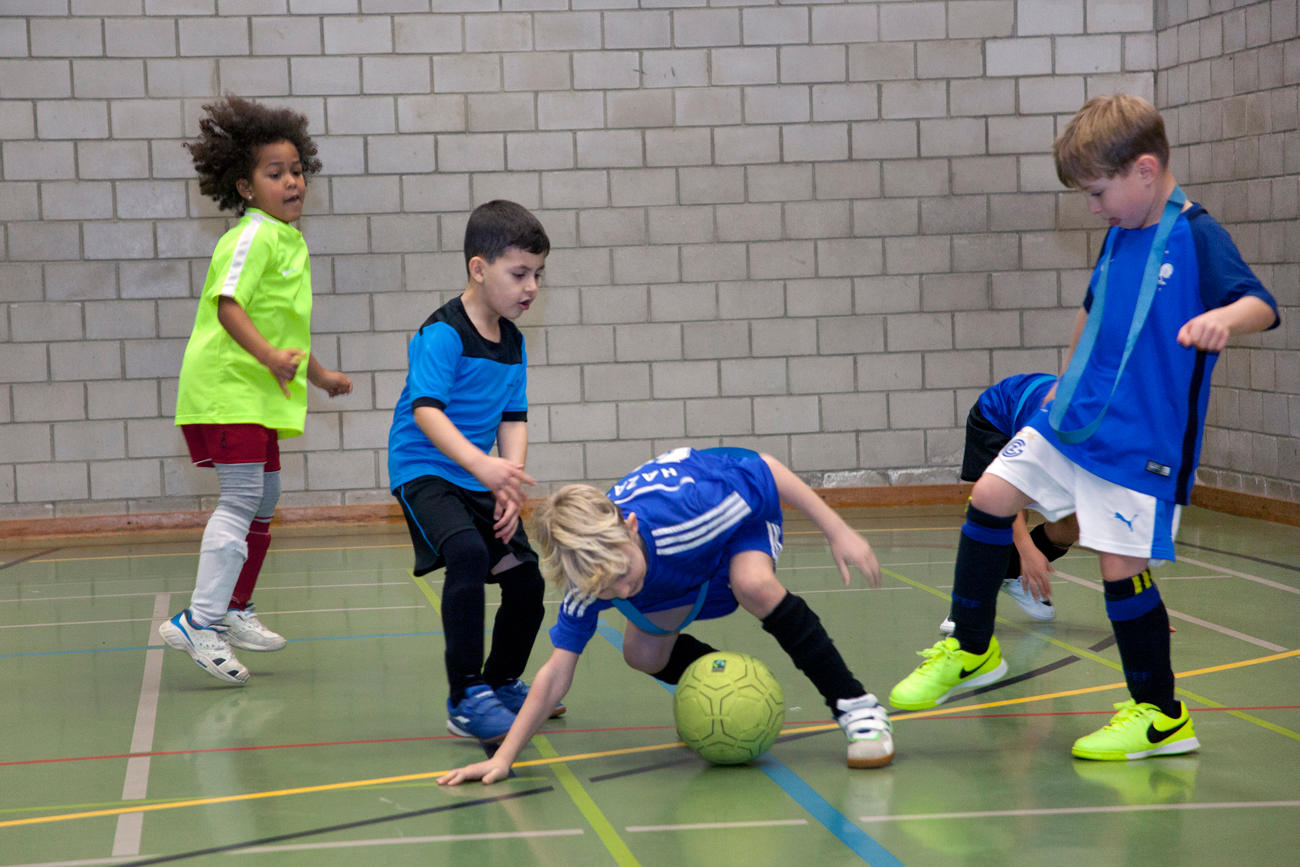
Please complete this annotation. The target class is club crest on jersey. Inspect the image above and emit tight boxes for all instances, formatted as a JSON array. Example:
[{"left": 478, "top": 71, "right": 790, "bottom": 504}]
[
  {"left": 1001, "top": 437, "right": 1026, "bottom": 458},
  {"left": 1157, "top": 262, "right": 1173, "bottom": 288}
]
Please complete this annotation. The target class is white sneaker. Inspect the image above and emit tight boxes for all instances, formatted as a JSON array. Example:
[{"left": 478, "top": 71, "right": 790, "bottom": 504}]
[
  {"left": 222, "top": 605, "right": 287, "bottom": 651},
  {"left": 939, "top": 616, "right": 955, "bottom": 635},
  {"left": 1002, "top": 578, "right": 1055, "bottom": 621},
  {"left": 836, "top": 693, "right": 894, "bottom": 768},
  {"left": 159, "top": 609, "right": 249, "bottom": 684}
]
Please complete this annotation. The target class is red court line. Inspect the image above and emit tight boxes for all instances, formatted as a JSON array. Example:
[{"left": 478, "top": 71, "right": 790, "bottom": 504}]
[{"left": 8, "top": 707, "right": 1296, "bottom": 769}]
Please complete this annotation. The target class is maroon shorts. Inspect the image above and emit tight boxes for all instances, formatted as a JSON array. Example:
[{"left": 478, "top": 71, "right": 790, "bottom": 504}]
[{"left": 181, "top": 424, "right": 281, "bottom": 472}]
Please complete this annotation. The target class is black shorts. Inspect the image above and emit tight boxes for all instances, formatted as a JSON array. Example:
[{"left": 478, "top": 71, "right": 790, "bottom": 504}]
[
  {"left": 393, "top": 475, "right": 538, "bottom": 577},
  {"left": 960, "top": 403, "right": 1011, "bottom": 483}
]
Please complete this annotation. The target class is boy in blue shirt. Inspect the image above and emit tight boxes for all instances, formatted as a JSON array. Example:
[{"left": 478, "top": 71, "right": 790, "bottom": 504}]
[
  {"left": 890, "top": 95, "right": 1279, "bottom": 762},
  {"left": 388, "top": 200, "right": 555, "bottom": 742},
  {"left": 437, "top": 447, "right": 894, "bottom": 785},
  {"left": 939, "top": 373, "right": 1078, "bottom": 634}
]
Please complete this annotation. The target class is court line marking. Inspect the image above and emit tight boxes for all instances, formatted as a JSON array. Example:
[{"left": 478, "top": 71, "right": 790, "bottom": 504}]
[
  {"left": 5, "top": 646, "right": 1296, "bottom": 832},
  {"left": 858, "top": 800, "right": 1300, "bottom": 822},
  {"left": 1177, "top": 540, "right": 1300, "bottom": 574},
  {"left": 0, "top": 605, "right": 427, "bottom": 631},
  {"left": 1178, "top": 554, "right": 1300, "bottom": 593},
  {"left": 0, "top": 581, "right": 412, "bottom": 605},
  {"left": 110, "top": 593, "right": 169, "bottom": 858},
  {"left": 626, "top": 818, "right": 809, "bottom": 832},
  {"left": 229, "top": 828, "right": 585, "bottom": 856}
]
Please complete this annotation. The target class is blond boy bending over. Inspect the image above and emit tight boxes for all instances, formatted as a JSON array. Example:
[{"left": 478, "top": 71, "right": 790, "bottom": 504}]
[{"left": 439, "top": 447, "right": 893, "bottom": 784}]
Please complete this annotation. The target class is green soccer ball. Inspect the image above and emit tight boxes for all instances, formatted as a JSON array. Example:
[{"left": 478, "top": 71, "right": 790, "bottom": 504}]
[{"left": 673, "top": 651, "right": 785, "bottom": 765}]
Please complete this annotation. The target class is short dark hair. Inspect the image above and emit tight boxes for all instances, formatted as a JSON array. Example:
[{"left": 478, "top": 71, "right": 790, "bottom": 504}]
[
  {"left": 1053, "top": 94, "right": 1170, "bottom": 189},
  {"left": 463, "top": 200, "right": 550, "bottom": 271},
  {"left": 184, "top": 95, "right": 321, "bottom": 213}
]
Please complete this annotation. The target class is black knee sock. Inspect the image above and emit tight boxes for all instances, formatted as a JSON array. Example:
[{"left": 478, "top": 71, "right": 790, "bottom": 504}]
[
  {"left": 650, "top": 633, "right": 718, "bottom": 685},
  {"left": 439, "top": 529, "right": 490, "bottom": 704},
  {"left": 483, "top": 560, "right": 545, "bottom": 688},
  {"left": 1104, "top": 570, "right": 1178, "bottom": 717},
  {"left": 949, "top": 504, "right": 1015, "bottom": 655},
  {"left": 1002, "top": 522, "right": 1072, "bottom": 581},
  {"left": 762, "top": 593, "right": 864, "bottom": 711}
]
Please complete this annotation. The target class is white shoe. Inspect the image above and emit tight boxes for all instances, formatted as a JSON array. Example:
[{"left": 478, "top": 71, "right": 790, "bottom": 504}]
[
  {"left": 159, "top": 609, "right": 249, "bottom": 684},
  {"left": 938, "top": 616, "right": 955, "bottom": 635},
  {"left": 222, "top": 605, "right": 286, "bottom": 651},
  {"left": 836, "top": 693, "right": 894, "bottom": 768},
  {"left": 1002, "top": 579, "right": 1055, "bottom": 621}
]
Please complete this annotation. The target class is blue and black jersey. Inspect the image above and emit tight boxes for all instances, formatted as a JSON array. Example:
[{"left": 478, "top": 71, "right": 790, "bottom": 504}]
[
  {"left": 1029, "top": 204, "right": 1278, "bottom": 504},
  {"left": 387, "top": 296, "right": 528, "bottom": 492}
]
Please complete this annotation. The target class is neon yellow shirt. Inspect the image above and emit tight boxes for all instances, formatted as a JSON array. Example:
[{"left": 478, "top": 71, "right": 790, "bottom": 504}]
[{"left": 175, "top": 209, "right": 313, "bottom": 438}]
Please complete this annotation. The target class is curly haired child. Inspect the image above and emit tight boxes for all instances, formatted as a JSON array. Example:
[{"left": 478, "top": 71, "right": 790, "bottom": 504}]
[{"left": 160, "top": 95, "right": 352, "bottom": 685}]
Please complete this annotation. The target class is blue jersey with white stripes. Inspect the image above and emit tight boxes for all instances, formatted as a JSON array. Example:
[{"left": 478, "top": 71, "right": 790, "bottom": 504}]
[{"left": 549, "top": 448, "right": 781, "bottom": 654}]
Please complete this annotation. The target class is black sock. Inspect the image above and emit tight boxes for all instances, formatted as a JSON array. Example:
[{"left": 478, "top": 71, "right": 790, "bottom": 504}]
[
  {"left": 762, "top": 593, "right": 864, "bottom": 711},
  {"left": 650, "top": 633, "right": 718, "bottom": 685},
  {"left": 483, "top": 560, "right": 545, "bottom": 688},
  {"left": 1105, "top": 570, "right": 1178, "bottom": 718},
  {"left": 949, "top": 504, "right": 1014, "bottom": 655},
  {"left": 440, "top": 529, "right": 490, "bottom": 705},
  {"left": 1002, "top": 522, "right": 1072, "bottom": 581}
]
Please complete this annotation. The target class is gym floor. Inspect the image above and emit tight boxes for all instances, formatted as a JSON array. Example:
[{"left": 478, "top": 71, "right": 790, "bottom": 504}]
[{"left": 2, "top": 504, "right": 1297, "bottom": 866}]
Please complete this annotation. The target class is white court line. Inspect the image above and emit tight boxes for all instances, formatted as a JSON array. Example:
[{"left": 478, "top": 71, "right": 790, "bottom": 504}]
[
  {"left": 0, "top": 581, "right": 411, "bottom": 605},
  {"left": 110, "top": 593, "right": 169, "bottom": 858},
  {"left": 1179, "top": 555, "right": 1300, "bottom": 595},
  {"left": 231, "top": 828, "right": 585, "bottom": 855},
  {"left": 0, "top": 605, "right": 428, "bottom": 630},
  {"left": 860, "top": 800, "right": 1300, "bottom": 823},
  {"left": 1054, "top": 569, "right": 1288, "bottom": 653},
  {"left": 626, "top": 819, "right": 809, "bottom": 832}
]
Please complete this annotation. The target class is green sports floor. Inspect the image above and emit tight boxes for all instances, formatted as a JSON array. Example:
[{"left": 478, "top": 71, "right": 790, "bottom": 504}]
[{"left": 2, "top": 504, "right": 1297, "bottom": 866}]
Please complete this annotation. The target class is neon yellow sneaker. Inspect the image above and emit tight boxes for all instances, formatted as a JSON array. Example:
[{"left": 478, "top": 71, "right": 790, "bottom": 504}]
[
  {"left": 1072, "top": 699, "right": 1199, "bottom": 761},
  {"left": 888, "top": 636, "right": 1007, "bottom": 710}
]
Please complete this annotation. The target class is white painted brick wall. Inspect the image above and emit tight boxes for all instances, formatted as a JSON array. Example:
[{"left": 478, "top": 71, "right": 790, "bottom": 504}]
[{"left": 0, "top": 0, "right": 1294, "bottom": 519}]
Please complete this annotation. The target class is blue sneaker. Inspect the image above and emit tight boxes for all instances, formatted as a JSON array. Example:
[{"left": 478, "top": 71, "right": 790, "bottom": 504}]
[
  {"left": 494, "top": 678, "right": 567, "bottom": 718},
  {"left": 446, "top": 684, "right": 515, "bottom": 743}
]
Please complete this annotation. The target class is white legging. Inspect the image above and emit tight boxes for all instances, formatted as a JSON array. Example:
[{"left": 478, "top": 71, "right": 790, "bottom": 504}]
[{"left": 189, "top": 464, "right": 280, "bottom": 626}]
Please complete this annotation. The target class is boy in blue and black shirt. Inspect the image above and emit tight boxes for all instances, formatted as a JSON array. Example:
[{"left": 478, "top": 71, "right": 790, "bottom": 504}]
[
  {"left": 388, "top": 200, "right": 557, "bottom": 742},
  {"left": 890, "top": 95, "right": 1279, "bottom": 762}
]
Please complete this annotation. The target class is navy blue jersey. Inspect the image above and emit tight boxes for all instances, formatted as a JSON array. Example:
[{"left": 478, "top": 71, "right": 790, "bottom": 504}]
[
  {"left": 550, "top": 448, "right": 782, "bottom": 654},
  {"left": 387, "top": 297, "right": 528, "bottom": 491},
  {"left": 1030, "top": 204, "right": 1277, "bottom": 503},
  {"left": 977, "top": 373, "right": 1056, "bottom": 437}
]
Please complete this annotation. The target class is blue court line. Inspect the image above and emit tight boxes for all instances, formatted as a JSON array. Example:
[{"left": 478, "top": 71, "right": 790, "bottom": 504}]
[
  {"left": 593, "top": 618, "right": 901, "bottom": 865},
  {"left": 0, "top": 631, "right": 445, "bottom": 660}
]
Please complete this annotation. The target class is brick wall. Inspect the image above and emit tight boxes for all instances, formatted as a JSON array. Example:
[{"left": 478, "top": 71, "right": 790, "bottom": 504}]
[{"left": 0, "top": 0, "right": 1295, "bottom": 519}]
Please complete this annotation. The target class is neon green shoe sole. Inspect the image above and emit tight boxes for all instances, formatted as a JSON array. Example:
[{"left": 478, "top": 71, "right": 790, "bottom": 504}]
[
  {"left": 1072, "top": 699, "right": 1200, "bottom": 761},
  {"left": 888, "top": 636, "right": 1007, "bottom": 710}
]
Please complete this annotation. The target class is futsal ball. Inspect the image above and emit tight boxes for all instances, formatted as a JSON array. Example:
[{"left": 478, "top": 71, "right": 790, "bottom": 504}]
[{"left": 673, "top": 651, "right": 785, "bottom": 765}]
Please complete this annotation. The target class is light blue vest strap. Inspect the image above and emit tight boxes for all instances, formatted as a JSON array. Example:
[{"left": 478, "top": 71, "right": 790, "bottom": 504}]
[
  {"left": 610, "top": 581, "right": 711, "bottom": 636},
  {"left": 1050, "top": 186, "right": 1186, "bottom": 445},
  {"left": 1010, "top": 373, "right": 1056, "bottom": 431}
]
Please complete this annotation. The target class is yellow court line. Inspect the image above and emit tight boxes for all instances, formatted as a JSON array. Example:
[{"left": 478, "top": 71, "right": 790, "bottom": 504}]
[
  {"left": 532, "top": 736, "right": 640, "bottom": 866},
  {"left": 5, "top": 648, "right": 1295, "bottom": 831}
]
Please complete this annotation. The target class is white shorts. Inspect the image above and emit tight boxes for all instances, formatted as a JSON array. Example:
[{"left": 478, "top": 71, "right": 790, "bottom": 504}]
[{"left": 984, "top": 428, "right": 1180, "bottom": 565}]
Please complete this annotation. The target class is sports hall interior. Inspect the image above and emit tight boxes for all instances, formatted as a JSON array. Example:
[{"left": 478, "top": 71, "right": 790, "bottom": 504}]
[{"left": 1, "top": 0, "right": 1296, "bottom": 864}]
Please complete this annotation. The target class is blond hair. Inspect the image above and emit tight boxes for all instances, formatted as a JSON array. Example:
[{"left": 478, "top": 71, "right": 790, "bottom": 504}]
[
  {"left": 1053, "top": 94, "right": 1169, "bottom": 189},
  {"left": 530, "top": 484, "right": 634, "bottom": 595}
]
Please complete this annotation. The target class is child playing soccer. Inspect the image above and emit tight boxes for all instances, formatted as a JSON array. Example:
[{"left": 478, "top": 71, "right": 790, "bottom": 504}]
[
  {"left": 890, "top": 95, "right": 1278, "bottom": 763},
  {"left": 939, "top": 372, "right": 1078, "bottom": 634},
  {"left": 163, "top": 95, "right": 353, "bottom": 685},
  {"left": 437, "top": 446, "right": 894, "bottom": 785},
  {"left": 388, "top": 200, "right": 553, "bottom": 743}
]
